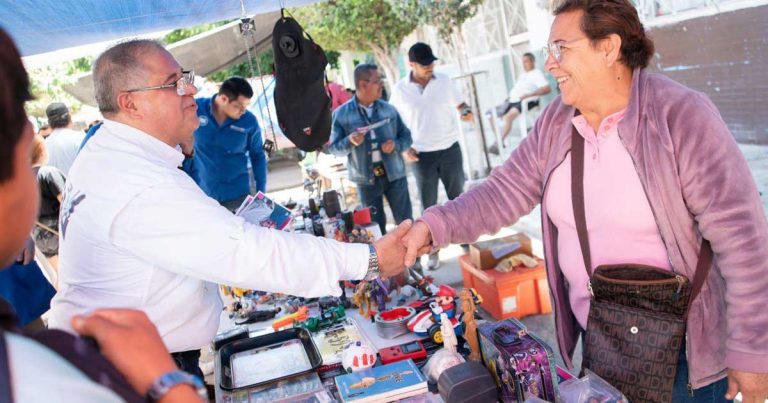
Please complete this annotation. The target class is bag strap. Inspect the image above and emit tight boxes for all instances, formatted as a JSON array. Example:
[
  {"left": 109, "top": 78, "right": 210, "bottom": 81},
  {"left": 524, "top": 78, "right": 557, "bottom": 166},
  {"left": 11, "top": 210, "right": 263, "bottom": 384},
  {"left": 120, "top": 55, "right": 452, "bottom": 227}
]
[
  {"left": 569, "top": 119, "right": 713, "bottom": 310},
  {"left": 0, "top": 332, "right": 13, "bottom": 403}
]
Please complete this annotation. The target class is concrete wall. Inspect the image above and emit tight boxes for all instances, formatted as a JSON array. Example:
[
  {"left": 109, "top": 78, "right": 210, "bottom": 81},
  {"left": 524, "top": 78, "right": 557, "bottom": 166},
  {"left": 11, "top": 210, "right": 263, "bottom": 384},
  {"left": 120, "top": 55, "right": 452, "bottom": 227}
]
[{"left": 646, "top": 4, "right": 768, "bottom": 144}]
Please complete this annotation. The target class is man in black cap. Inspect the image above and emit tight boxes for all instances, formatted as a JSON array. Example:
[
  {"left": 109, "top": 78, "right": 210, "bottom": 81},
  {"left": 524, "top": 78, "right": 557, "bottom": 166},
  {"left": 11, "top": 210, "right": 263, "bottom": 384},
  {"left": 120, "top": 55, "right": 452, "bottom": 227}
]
[
  {"left": 45, "top": 102, "right": 85, "bottom": 176},
  {"left": 389, "top": 42, "right": 473, "bottom": 270}
]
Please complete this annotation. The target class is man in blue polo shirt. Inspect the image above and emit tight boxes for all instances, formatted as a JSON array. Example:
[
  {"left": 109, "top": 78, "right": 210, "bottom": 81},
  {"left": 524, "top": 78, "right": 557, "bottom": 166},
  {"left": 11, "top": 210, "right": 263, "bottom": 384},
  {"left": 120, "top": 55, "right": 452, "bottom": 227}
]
[{"left": 183, "top": 77, "right": 267, "bottom": 211}]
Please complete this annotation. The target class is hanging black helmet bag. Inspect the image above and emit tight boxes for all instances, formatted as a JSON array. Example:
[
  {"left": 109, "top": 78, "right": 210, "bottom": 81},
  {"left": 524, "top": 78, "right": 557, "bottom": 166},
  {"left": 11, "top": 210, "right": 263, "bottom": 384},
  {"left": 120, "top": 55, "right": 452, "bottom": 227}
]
[{"left": 272, "top": 16, "right": 331, "bottom": 152}]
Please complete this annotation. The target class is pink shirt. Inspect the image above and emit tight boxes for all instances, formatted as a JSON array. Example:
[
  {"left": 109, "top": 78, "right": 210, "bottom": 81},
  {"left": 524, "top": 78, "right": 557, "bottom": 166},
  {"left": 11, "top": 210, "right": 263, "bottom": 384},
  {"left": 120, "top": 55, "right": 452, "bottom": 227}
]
[{"left": 544, "top": 109, "right": 671, "bottom": 329}]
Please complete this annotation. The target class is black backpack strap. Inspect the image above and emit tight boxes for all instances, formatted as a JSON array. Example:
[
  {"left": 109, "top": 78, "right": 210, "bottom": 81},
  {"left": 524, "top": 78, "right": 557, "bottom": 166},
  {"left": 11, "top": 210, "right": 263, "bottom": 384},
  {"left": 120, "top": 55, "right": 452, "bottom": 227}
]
[{"left": 0, "top": 331, "right": 14, "bottom": 403}]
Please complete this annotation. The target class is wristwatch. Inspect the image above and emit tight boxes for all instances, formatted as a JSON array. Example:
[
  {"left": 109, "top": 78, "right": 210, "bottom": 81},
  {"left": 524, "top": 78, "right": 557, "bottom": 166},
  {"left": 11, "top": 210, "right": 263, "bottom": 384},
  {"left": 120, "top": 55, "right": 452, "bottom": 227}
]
[
  {"left": 363, "top": 244, "right": 380, "bottom": 281},
  {"left": 146, "top": 370, "right": 207, "bottom": 402}
]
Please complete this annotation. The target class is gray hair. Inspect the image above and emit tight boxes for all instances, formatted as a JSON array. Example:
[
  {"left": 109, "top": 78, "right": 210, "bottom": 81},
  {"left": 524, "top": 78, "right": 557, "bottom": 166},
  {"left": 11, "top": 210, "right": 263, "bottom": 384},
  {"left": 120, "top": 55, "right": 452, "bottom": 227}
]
[
  {"left": 353, "top": 63, "right": 378, "bottom": 89},
  {"left": 92, "top": 39, "right": 166, "bottom": 115}
]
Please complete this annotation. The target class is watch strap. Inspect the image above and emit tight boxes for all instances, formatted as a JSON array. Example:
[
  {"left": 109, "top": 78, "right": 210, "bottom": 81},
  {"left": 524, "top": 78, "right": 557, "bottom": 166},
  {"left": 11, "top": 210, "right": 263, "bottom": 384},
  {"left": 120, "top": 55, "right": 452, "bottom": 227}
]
[
  {"left": 364, "top": 244, "right": 380, "bottom": 281},
  {"left": 146, "top": 370, "right": 207, "bottom": 402}
]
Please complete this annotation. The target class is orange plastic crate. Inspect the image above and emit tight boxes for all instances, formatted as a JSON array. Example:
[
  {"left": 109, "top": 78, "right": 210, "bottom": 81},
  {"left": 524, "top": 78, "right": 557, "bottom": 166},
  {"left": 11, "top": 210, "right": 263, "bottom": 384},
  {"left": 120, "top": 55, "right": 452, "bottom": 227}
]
[{"left": 459, "top": 255, "right": 552, "bottom": 320}]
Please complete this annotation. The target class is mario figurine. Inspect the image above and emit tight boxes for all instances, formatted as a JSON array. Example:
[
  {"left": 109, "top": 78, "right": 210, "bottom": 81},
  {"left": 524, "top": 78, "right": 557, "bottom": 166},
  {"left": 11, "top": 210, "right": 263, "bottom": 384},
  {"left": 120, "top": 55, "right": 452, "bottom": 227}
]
[{"left": 433, "top": 285, "right": 457, "bottom": 319}]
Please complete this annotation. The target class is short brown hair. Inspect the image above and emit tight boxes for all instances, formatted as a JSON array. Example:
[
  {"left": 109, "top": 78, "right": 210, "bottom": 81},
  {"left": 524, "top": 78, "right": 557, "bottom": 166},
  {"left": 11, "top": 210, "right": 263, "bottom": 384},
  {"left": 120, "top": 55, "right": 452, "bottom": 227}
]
[
  {"left": 0, "top": 28, "right": 33, "bottom": 183},
  {"left": 554, "top": 0, "right": 654, "bottom": 69}
]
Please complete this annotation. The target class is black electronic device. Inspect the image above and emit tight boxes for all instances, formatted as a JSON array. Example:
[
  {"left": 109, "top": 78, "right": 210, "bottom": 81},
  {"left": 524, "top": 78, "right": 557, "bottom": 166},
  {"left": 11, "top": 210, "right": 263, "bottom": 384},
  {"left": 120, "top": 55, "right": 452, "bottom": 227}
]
[{"left": 437, "top": 361, "right": 498, "bottom": 403}]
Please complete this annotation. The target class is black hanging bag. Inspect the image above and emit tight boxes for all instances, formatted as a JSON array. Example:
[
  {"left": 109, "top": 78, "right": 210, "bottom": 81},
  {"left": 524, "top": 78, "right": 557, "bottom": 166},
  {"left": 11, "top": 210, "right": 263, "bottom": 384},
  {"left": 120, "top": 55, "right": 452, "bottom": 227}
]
[{"left": 272, "top": 13, "right": 331, "bottom": 151}]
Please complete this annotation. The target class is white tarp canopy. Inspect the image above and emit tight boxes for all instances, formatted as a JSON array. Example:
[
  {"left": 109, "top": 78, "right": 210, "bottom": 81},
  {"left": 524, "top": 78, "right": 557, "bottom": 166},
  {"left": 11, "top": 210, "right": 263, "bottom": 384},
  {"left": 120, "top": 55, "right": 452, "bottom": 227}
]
[
  {"left": 2, "top": 0, "right": 319, "bottom": 56},
  {"left": 63, "top": 11, "right": 279, "bottom": 106}
]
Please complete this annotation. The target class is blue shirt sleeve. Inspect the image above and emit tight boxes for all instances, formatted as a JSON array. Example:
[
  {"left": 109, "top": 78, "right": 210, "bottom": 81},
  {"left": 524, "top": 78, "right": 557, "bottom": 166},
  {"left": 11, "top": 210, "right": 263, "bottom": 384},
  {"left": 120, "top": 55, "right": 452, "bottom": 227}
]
[{"left": 248, "top": 121, "right": 267, "bottom": 193}]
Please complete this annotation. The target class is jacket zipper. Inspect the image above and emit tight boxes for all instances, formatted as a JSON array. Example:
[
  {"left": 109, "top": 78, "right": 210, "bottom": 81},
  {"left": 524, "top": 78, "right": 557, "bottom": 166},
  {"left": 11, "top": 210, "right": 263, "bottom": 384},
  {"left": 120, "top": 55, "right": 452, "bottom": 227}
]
[
  {"left": 592, "top": 272, "right": 688, "bottom": 286},
  {"left": 616, "top": 127, "right": 694, "bottom": 390}
]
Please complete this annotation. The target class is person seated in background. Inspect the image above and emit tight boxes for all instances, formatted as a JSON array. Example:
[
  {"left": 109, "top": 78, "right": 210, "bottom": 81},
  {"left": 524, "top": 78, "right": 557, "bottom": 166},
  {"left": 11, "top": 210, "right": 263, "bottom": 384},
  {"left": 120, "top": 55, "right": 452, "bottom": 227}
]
[
  {"left": 488, "top": 52, "right": 551, "bottom": 154},
  {"left": 0, "top": 26, "right": 205, "bottom": 403}
]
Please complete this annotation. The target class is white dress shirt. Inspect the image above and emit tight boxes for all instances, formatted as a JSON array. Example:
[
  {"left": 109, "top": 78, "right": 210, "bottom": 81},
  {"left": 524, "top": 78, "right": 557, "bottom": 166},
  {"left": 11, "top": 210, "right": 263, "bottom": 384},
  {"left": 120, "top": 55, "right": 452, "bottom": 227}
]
[
  {"left": 389, "top": 72, "right": 463, "bottom": 152},
  {"left": 49, "top": 119, "right": 369, "bottom": 353},
  {"left": 45, "top": 127, "right": 86, "bottom": 176}
]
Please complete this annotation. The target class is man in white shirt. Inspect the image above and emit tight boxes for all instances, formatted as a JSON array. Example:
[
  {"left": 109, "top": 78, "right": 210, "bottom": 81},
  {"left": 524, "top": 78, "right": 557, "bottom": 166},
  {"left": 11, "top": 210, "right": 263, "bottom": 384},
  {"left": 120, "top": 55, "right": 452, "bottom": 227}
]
[
  {"left": 0, "top": 27, "right": 205, "bottom": 402},
  {"left": 389, "top": 42, "right": 473, "bottom": 270},
  {"left": 488, "top": 52, "right": 551, "bottom": 154},
  {"left": 50, "top": 39, "right": 411, "bottom": 378},
  {"left": 44, "top": 102, "right": 86, "bottom": 176}
]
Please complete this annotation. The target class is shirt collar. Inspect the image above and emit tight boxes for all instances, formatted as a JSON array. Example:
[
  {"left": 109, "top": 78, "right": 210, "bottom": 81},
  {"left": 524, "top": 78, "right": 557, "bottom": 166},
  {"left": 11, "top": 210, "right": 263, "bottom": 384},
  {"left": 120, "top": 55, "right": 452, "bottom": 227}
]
[
  {"left": 571, "top": 108, "right": 627, "bottom": 144},
  {"left": 101, "top": 119, "right": 184, "bottom": 169}
]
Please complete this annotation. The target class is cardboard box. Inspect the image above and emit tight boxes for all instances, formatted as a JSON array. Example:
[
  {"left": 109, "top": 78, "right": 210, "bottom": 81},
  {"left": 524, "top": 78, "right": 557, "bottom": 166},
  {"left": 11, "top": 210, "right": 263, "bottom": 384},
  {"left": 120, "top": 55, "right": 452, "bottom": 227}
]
[
  {"left": 460, "top": 255, "right": 551, "bottom": 321},
  {"left": 469, "top": 233, "right": 532, "bottom": 270}
]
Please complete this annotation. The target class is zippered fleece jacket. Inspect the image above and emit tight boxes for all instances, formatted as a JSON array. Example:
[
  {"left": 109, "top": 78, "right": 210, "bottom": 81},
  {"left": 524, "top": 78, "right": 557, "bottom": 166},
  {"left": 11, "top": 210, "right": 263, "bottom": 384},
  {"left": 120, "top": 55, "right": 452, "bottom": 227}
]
[{"left": 421, "top": 68, "right": 768, "bottom": 388}]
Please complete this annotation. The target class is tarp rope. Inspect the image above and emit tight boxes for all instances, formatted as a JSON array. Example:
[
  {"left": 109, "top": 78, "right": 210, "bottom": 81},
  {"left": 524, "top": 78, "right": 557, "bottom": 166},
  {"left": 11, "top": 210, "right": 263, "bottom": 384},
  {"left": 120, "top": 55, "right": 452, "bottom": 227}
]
[{"left": 240, "top": 0, "right": 278, "bottom": 154}]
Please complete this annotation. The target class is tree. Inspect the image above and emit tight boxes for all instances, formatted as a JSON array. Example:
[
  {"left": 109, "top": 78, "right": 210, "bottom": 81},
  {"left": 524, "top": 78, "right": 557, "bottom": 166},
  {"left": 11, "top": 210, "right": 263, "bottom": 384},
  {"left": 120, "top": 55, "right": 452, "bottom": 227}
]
[
  {"left": 209, "top": 48, "right": 275, "bottom": 82},
  {"left": 389, "top": 0, "right": 483, "bottom": 71},
  {"left": 293, "top": 0, "right": 418, "bottom": 83}
]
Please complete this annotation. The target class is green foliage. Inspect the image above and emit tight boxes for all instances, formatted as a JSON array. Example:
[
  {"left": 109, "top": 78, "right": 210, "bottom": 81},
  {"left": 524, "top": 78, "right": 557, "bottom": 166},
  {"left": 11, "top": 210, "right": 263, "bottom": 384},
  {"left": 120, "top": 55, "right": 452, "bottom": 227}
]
[
  {"left": 388, "top": 0, "right": 484, "bottom": 41},
  {"left": 292, "top": 0, "right": 417, "bottom": 53},
  {"left": 209, "top": 48, "right": 274, "bottom": 82},
  {"left": 326, "top": 50, "right": 341, "bottom": 70},
  {"left": 163, "top": 21, "right": 231, "bottom": 44},
  {"left": 26, "top": 65, "right": 83, "bottom": 120},
  {"left": 65, "top": 57, "right": 93, "bottom": 75}
]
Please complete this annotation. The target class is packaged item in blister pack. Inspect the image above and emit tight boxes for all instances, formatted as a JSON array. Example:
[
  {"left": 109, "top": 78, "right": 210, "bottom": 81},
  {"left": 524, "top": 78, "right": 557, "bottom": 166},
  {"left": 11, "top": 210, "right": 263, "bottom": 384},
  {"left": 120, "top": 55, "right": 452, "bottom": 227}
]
[{"left": 558, "top": 369, "right": 628, "bottom": 403}]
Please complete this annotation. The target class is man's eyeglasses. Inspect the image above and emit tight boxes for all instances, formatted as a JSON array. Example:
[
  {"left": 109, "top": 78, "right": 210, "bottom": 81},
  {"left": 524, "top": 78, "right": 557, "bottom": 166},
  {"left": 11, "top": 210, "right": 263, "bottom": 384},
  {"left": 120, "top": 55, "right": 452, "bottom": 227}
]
[
  {"left": 542, "top": 38, "right": 587, "bottom": 63},
  {"left": 126, "top": 69, "right": 196, "bottom": 96}
]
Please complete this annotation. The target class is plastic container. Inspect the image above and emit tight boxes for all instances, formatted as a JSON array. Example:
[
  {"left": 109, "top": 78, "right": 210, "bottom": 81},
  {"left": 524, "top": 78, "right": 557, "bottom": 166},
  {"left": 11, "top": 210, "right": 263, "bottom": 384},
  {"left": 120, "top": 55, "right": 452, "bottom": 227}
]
[
  {"left": 460, "top": 255, "right": 551, "bottom": 321},
  {"left": 218, "top": 327, "right": 322, "bottom": 390}
]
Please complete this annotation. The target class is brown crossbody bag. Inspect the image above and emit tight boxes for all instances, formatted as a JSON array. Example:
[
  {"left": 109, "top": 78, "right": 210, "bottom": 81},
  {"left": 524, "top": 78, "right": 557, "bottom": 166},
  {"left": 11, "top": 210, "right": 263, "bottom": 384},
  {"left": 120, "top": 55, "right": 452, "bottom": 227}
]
[{"left": 570, "top": 123, "right": 712, "bottom": 402}]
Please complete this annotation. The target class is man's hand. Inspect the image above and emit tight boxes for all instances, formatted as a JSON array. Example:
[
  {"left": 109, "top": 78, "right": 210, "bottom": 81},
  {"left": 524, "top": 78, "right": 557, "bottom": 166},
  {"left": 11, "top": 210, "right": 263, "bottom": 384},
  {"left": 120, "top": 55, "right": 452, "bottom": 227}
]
[
  {"left": 71, "top": 309, "right": 180, "bottom": 396},
  {"left": 373, "top": 219, "right": 413, "bottom": 278},
  {"left": 15, "top": 236, "right": 35, "bottom": 265},
  {"left": 381, "top": 140, "right": 395, "bottom": 154},
  {"left": 726, "top": 369, "right": 768, "bottom": 402},
  {"left": 349, "top": 132, "right": 365, "bottom": 147},
  {"left": 460, "top": 112, "right": 474, "bottom": 122},
  {"left": 403, "top": 148, "right": 419, "bottom": 162},
  {"left": 402, "top": 220, "right": 433, "bottom": 268}
]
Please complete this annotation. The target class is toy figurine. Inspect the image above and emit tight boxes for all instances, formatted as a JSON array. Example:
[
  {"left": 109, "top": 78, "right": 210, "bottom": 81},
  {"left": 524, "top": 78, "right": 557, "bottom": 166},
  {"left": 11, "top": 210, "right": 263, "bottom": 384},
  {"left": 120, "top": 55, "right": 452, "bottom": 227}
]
[
  {"left": 347, "top": 225, "right": 373, "bottom": 244},
  {"left": 460, "top": 288, "right": 483, "bottom": 362},
  {"left": 440, "top": 312, "right": 458, "bottom": 353},
  {"left": 352, "top": 281, "right": 372, "bottom": 318},
  {"left": 435, "top": 285, "right": 457, "bottom": 319},
  {"left": 408, "top": 269, "right": 436, "bottom": 297},
  {"left": 371, "top": 277, "right": 391, "bottom": 313},
  {"left": 235, "top": 307, "right": 282, "bottom": 325},
  {"left": 406, "top": 286, "right": 464, "bottom": 345}
]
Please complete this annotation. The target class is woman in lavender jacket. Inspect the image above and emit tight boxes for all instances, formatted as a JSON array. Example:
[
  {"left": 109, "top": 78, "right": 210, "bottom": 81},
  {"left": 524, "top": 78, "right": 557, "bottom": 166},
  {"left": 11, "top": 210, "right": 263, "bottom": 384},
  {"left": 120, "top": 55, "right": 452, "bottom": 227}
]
[{"left": 401, "top": 1, "right": 768, "bottom": 401}]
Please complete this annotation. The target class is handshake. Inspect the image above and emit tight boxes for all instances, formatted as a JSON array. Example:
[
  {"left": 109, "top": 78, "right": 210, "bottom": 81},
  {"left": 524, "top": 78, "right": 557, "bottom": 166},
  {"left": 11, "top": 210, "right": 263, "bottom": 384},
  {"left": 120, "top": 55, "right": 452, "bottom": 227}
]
[{"left": 371, "top": 219, "right": 435, "bottom": 278}]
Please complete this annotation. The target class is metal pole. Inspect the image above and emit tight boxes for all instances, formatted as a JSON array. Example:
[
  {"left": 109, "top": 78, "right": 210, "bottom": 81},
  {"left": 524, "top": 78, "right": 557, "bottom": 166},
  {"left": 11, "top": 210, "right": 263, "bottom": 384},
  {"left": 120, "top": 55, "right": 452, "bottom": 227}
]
[{"left": 469, "top": 74, "right": 492, "bottom": 175}]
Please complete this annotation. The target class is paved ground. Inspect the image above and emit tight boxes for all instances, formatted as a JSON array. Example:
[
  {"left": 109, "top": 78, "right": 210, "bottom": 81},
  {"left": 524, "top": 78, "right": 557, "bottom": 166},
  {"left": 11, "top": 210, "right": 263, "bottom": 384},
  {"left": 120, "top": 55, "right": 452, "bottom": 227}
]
[{"left": 264, "top": 127, "right": 767, "bottom": 375}]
